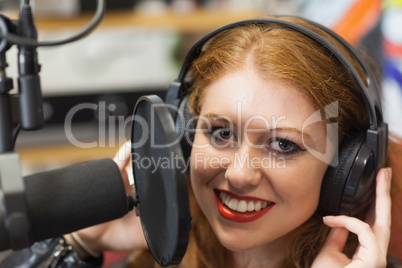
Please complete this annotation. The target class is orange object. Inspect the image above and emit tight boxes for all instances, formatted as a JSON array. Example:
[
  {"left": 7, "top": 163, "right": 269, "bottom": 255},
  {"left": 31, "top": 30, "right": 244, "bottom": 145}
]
[{"left": 332, "top": 0, "right": 382, "bottom": 44}]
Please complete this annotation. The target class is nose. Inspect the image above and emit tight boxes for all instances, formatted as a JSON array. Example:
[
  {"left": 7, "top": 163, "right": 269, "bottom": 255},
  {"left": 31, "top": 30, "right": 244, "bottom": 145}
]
[{"left": 224, "top": 144, "right": 263, "bottom": 189}]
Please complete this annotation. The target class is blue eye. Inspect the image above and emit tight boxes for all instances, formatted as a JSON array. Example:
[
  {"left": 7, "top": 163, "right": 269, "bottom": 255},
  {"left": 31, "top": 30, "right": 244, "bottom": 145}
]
[
  {"left": 208, "top": 126, "right": 237, "bottom": 148},
  {"left": 211, "top": 127, "right": 233, "bottom": 140},
  {"left": 268, "top": 138, "right": 304, "bottom": 156}
]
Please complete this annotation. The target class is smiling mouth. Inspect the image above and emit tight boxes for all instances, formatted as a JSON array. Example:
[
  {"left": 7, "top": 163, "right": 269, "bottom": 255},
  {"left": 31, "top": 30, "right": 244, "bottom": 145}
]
[
  {"left": 219, "top": 191, "right": 273, "bottom": 213},
  {"left": 214, "top": 190, "right": 275, "bottom": 223}
]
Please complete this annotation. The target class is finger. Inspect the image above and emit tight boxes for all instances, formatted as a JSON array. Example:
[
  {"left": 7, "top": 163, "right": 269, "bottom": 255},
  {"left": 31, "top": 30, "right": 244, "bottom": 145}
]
[
  {"left": 365, "top": 168, "right": 392, "bottom": 226},
  {"left": 113, "top": 141, "right": 132, "bottom": 170},
  {"left": 113, "top": 142, "right": 134, "bottom": 194},
  {"left": 320, "top": 224, "right": 349, "bottom": 252},
  {"left": 322, "top": 215, "right": 377, "bottom": 249},
  {"left": 364, "top": 195, "right": 376, "bottom": 227},
  {"left": 372, "top": 167, "right": 392, "bottom": 253}
]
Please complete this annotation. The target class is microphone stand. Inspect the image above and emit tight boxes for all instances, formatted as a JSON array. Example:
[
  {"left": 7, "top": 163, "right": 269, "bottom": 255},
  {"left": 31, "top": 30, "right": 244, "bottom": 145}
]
[
  {"left": 0, "top": 0, "right": 107, "bottom": 251},
  {"left": 0, "top": 5, "right": 40, "bottom": 250}
]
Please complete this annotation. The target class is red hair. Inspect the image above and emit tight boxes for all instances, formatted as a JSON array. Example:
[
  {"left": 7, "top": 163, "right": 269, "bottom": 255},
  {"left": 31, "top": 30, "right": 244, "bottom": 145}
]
[{"left": 129, "top": 16, "right": 370, "bottom": 268}]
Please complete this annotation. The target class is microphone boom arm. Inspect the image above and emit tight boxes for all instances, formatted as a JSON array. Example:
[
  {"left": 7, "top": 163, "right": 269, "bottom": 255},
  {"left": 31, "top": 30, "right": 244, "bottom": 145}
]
[{"left": 0, "top": 0, "right": 107, "bottom": 252}]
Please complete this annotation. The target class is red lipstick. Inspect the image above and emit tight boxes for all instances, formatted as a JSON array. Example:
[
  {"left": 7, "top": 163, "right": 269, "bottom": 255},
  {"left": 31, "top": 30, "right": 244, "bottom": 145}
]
[{"left": 214, "top": 190, "right": 274, "bottom": 223}]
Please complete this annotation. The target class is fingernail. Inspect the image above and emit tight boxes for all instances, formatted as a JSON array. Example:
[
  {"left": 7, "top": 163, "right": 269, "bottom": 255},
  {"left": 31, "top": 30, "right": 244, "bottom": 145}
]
[
  {"left": 323, "top": 216, "right": 335, "bottom": 221},
  {"left": 382, "top": 168, "right": 392, "bottom": 190},
  {"left": 385, "top": 167, "right": 392, "bottom": 180}
]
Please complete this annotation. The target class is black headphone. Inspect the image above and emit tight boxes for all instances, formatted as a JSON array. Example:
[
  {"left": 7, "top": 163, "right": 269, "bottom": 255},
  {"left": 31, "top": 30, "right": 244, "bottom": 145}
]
[{"left": 164, "top": 17, "right": 388, "bottom": 217}]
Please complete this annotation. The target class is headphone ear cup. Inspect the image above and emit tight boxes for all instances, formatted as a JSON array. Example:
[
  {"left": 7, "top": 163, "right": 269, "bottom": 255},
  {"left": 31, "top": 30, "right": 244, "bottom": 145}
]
[{"left": 318, "top": 131, "right": 366, "bottom": 216}]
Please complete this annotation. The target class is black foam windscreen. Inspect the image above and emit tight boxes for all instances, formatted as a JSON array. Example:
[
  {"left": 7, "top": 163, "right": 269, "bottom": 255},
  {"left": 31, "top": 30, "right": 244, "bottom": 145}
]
[{"left": 23, "top": 158, "right": 130, "bottom": 243}]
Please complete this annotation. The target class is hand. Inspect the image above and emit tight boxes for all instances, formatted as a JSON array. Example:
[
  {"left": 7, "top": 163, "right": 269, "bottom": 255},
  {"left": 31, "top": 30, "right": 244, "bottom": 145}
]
[
  {"left": 312, "top": 168, "right": 392, "bottom": 268},
  {"left": 66, "top": 143, "right": 147, "bottom": 258}
]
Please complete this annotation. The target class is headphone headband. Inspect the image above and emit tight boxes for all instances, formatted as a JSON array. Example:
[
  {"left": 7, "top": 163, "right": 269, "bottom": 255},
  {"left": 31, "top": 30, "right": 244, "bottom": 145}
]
[{"left": 169, "top": 18, "right": 382, "bottom": 131}]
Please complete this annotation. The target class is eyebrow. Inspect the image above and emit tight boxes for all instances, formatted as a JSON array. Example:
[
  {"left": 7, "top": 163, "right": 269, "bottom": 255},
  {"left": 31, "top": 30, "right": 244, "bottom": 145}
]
[
  {"left": 200, "top": 113, "right": 311, "bottom": 139},
  {"left": 202, "top": 113, "right": 227, "bottom": 121},
  {"left": 269, "top": 127, "right": 310, "bottom": 139}
]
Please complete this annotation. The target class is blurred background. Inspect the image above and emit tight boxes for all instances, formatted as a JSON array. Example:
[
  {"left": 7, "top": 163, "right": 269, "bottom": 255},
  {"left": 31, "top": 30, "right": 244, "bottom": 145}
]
[
  {"left": 0, "top": 0, "right": 401, "bottom": 266},
  {"left": 0, "top": 0, "right": 399, "bottom": 174}
]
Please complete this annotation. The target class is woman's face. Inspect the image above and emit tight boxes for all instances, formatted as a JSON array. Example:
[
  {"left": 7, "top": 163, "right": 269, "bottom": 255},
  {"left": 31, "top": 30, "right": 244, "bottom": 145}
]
[{"left": 190, "top": 65, "right": 335, "bottom": 256}]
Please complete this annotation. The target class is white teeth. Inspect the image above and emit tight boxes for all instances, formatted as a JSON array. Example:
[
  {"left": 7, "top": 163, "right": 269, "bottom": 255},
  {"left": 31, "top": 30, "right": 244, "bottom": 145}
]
[
  {"left": 224, "top": 194, "right": 231, "bottom": 205},
  {"left": 219, "top": 191, "right": 271, "bottom": 213},
  {"left": 228, "top": 199, "right": 238, "bottom": 210},
  {"left": 237, "top": 200, "right": 247, "bottom": 212},
  {"left": 247, "top": 201, "right": 255, "bottom": 211},
  {"left": 255, "top": 201, "right": 261, "bottom": 211}
]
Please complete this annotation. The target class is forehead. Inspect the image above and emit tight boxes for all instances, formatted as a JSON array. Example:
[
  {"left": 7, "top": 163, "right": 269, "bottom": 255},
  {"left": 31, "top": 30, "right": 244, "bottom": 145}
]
[{"left": 199, "top": 68, "right": 318, "bottom": 128}]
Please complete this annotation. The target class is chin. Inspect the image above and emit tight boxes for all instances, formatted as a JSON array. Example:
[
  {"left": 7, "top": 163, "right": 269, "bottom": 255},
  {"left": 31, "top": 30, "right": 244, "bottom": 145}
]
[
  {"left": 220, "top": 240, "right": 252, "bottom": 252},
  {"left": 215, "top": 229, "right": 260, "bottom": 252}
]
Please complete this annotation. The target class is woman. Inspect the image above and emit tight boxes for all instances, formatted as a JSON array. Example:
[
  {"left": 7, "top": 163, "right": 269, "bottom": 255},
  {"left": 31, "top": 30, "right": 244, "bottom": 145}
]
[
  {"left": 2, "top": 16, "right": 391, "bottom": 268},
  {"left": 73, "top": 16, "right": 391, "bottom": 268}
]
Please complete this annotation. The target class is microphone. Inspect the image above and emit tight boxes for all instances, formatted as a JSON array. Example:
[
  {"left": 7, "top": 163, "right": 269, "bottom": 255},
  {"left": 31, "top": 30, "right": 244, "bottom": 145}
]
[
  {"left": 17, "top": 3, "right": 44, "bottom": 130},
  {"left": 0, "top": 158, "right": 133, "bottom": 251}
]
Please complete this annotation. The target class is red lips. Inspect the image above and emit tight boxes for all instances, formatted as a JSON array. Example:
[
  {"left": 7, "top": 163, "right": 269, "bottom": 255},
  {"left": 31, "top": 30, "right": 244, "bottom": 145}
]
[{"left": 214, "top": 190, "right": 274, "bottom": 223}]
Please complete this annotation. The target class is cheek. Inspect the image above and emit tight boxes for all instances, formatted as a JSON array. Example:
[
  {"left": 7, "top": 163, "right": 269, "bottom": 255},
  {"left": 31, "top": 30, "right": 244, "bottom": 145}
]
[
  {"left": 189, "top": 139, "right": 222, "bottom": 220},
  {"left": 190, "top": 133, "right": 217, "bottom": 189},
  {"left": 273, "top": 158, "right": 327, "bottom": 212}
]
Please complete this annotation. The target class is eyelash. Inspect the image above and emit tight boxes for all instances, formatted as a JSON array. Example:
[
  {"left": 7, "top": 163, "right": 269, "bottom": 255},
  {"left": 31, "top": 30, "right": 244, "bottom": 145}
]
[
  {"left": 209, "top": 125, "right": 236, "bottom": 144},
  {"left": 207, "top": 125, "right": 305, "bottom": 156},
  {"left": 267, "top": 137, "right": 306, "bottom": 156}
]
